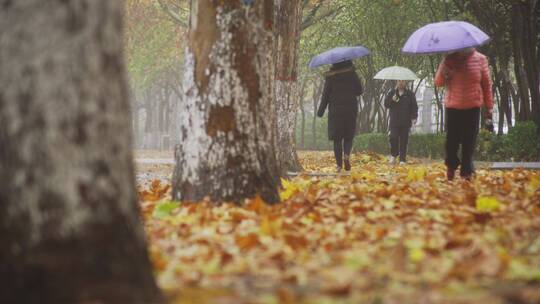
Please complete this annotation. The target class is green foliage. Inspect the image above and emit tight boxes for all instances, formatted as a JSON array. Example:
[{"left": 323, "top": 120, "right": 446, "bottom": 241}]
[
  {"left": 295, "top": 112, "right": 333, "bottom": 150},
  {"left": 354, "top": 133, "right": 390, "bottom": 155},
  {"left": 124, "top": 0, "right": 183, "bottom": 91},
  {"left": 297, "top": 118, "right": 540, "bottom": 161},
  {"left": 476, "top": 129, "right": 507, "bottom": 161},
  {"left": 504, "top": 121, "right": 540, "bottom": 161},
  {"left": 297, "top": 1, "right": 470, "bottom": 133},
  {"left": 476, "top": 122, "right": 540, "bottom": 161},
  {"left": 354, "top": 133, "right": 445, "bottom": 159}
]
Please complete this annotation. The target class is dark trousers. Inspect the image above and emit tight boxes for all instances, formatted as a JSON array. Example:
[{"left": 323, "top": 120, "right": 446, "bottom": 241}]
[
  {"left": 389, "top": 127, "right": 410, "bottom": 162},
  {"left": 334, "top": 137, "right": 353, "bottom": 168},
  {"left": 445, "top": 107, "right": 480, "bottom": 177}
]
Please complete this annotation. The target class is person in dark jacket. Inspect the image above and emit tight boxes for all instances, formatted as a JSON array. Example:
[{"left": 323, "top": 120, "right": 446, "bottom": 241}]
[
  {"left": 317, "top": 60, "right": 363, "bottom": 172},
  {"left": 384, "top": 80, "right": 418, "bottom": 164}
]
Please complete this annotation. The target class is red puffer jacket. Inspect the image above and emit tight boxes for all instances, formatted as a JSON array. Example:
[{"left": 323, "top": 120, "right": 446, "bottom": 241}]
[{"left": 434, "top": 49, "right": 493, "bottom": 111}]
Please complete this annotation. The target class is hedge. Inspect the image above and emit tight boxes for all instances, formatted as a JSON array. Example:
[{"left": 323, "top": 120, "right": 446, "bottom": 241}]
[{"left": 297, "top": 121, "right": 540, "bottom": 162}]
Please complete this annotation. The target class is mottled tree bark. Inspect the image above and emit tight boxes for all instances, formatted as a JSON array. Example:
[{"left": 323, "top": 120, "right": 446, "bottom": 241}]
[
  {"left": 274, "top": 0, "right": 303, "bottom": 175},
  {"left": 0, "top": 1, "right": 160, "bottom": 303},
  {"left": 173, "top": 0, "right": 280, "bottom": 204}
]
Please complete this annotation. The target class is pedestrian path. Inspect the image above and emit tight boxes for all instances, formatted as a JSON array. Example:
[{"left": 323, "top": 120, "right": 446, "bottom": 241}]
[
  {"left": 135, "top": 158, "right": 175, "bottom": 165},
  {"left": 491, "top": 162, "right": 540, "bottom": 170}
]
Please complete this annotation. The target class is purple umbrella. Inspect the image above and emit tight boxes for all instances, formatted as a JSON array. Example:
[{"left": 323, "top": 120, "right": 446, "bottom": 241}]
[
  {"left": 309, "top": 46, "right": 370, "bottom": 69},
  {"left": 402, "top": 21, "right": 490, "bottom": 55}
]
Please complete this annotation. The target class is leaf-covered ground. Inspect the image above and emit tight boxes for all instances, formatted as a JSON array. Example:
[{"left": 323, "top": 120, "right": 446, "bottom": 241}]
[{"left": 137, "top": 151, "right": 540, "bottom": 304}]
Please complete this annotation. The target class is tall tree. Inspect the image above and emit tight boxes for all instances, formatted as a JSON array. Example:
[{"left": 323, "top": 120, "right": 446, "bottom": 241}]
[
  {"left": 0, "top": 1, "right": 160, "bottom": 303},
  {"left": 513, "top": 0, "right": 540, "bottom": 130},
  {"left": 274, "top": 0, "right": 342, "bottom": 174},
  {"left": 172, "top": 0, "right": 280, "bottom": 204},
  {"left": 275, "top": 0, "right": 304, "bottom": 175}
]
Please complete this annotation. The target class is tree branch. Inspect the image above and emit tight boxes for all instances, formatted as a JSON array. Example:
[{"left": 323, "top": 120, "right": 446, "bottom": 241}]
[
  {"left": 301, "top": 5, "right": 344, "bottom": 31},
  {"left": 301, "top": 0, "right": 324, "bottom": 29}
]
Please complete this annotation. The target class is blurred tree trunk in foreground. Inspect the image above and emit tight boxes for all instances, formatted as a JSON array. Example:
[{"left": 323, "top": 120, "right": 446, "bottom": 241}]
[{"left": 0, "top": 1, "right": 160, "bottom": 303}]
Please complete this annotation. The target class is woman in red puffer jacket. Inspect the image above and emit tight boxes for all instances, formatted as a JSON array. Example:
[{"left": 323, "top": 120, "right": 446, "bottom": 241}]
[{"left": 435, "top": 48, "right": 494, "bottom": 180}]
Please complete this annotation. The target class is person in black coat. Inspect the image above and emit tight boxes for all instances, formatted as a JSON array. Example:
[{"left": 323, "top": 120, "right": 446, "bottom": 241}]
[
  {"left": 317, "top": 60, "right": 363, "bottom": 172},
  {"left": 384, "top": 80, "right": 418, "bottom": 164}
]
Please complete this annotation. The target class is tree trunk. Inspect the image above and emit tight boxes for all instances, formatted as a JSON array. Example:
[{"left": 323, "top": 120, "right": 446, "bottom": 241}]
[
  {"left": 491, "top": 56, "right": 507, "bottom": 134},
  {"left": 510, "top": 80, "right": 520, "bottom": 124},
  {"left": 499, "top": 65, "right": 514, "bottom": 129},
  {"left": 360, "top": 57, "right": 377, "bottom": 133},
  {"left": 511, "top": 3, "right": 531, "bottom": 121},
  {"left": 380, "top": 87, "right": 391, "bottom": 133},
  {"left": 520, "top": 1, "right": 540, "bottom": 130},
  {"left": 132, "top": 95, "right": 141, "bottom": 148},
  {"left": 173, "top": 0, "right": 280, "bottom": 204},
  {"left": 429, "top": 56, "right": 445, "bottom": 133},
  {"left": 144, "top": 90, "right": 153, "bottom": 132},
  {"left": 312, "top": 80, "right": 322, "bottom": 149},
  {"left": 274, "top": 0, "right": 303, "bottom": 175},
  {"left": 0, "top": 1, "right": 160, "bottom": 303},
  {"left": 299, "top": 81, "right": 307, "bottom": 150}
]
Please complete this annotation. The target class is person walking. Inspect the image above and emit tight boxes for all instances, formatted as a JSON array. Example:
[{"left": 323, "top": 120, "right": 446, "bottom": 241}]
[
  {"left": 435, "top": 47, "right": 494, "bottom": 180},
  {"left": 317, "top": 60, "right": 363, "bottom": 172},
  {"left": 384, "top": 80, "right": 418, "bottom": 165}
]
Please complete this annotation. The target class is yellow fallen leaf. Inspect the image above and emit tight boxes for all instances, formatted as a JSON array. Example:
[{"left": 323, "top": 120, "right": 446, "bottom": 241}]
[
  {"left": 381, "top": 199, "right": 395, "bottom": 210},
  {"left": 407, "top": 167, "right": 426, "bottom": 182},
  {"left": 476, "top": 196, "right": 501, "bottom": 212},
  {"left": 201, "top": 255, "right": 221, "bottom": 275},
  {"left": 527, "top": 177, "right": 540, "bottom": 196},
  {"left": 260, "top": 216, "right": 282, "bottom": 236},
  {"left": 508, "top": 259, "right": 540, "bottom": 281},
  {"left": 344, "top": 250, "right": 371, "bottom": 270},
  {"left": 352, "top": 171, "right": 376, "bottom": 181},
  {"left": 408, "top": 248, "right": 426, "bottom": 263},
  {"left": 280, "top": 178, "right": 299, "bottom": 201}
]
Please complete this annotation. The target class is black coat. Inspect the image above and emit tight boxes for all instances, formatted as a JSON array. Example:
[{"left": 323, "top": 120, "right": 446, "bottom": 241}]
[
  {"left": 317, "top": 67, "right": 363, "bottom": 140},
  {"left": 384, "top": 88, "right": 418, "bottom": 128}
]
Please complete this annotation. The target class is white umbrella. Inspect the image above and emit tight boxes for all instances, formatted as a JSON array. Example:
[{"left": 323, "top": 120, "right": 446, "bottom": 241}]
[{"left": 374, "top": 66, "right": 418, "bottom": 80}]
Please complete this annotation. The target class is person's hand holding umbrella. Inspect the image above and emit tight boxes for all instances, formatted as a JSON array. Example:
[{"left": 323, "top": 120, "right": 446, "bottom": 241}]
[
  {"left": 442, "top": 64, "right": 453, "bottom": 81},
  {"left": 392, "top": 91, "right": 400, "bottom": 102}
]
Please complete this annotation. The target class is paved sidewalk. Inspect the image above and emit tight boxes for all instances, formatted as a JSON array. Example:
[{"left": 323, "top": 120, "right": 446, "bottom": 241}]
[{"left": 135, "top": 158, "right": 175, "bottom": 165}]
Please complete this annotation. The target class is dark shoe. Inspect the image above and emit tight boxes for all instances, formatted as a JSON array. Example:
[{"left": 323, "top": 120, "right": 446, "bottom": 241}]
[
  {"left": 447, "top": 168, "right": 455, "bottom": 181},
  {"left": 461, "top": 174, "right": 473, "bottom": 181},
  {"left": 336, "top": 158, "right": 342, "bottom": 170},
  {"left": 344, "top": 156, "right": 351, "bottom": 171}
]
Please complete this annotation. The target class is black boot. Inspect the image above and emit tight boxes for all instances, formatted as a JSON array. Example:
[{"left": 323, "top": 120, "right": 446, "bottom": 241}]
[
  {"left": 344, "top": 155, "right": 351, "bottom": 171},
  {"left": 335, "top": 158, "right": 342, "bottom": 172}
]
